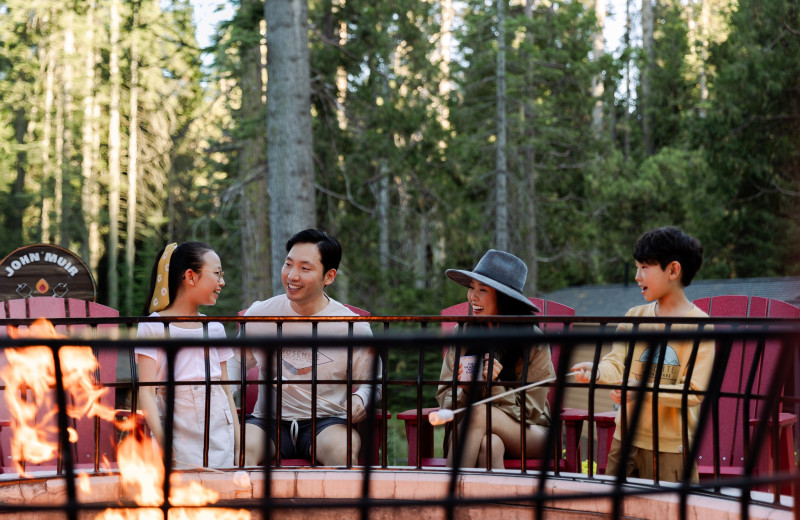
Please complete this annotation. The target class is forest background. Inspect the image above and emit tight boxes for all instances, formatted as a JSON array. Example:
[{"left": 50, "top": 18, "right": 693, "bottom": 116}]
[
  {"left": 1, "top": 0, "right": 798, "bottom": 317},
  {"left": 1, "top": 0, "right": 798, "bottom": 463}
]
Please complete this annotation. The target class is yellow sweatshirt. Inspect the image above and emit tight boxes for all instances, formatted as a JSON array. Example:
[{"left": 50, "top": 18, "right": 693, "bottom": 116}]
[{"left": 596, "top": 302, "right": 715, "bottom": 453}]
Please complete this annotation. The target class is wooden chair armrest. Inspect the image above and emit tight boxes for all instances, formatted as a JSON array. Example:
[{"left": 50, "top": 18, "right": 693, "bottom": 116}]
[
  {"left": 397, "top": 407, "right": 439, "bottom": 422},
  {"left": 748, "top": 412, "right": 796, "bottom": 428}
]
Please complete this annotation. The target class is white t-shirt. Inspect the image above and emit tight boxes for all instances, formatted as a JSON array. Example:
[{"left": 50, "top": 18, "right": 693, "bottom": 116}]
[
  {"left": 135, "top": 313, "right": 233, "bottom": 381},
  {"left": 243, "top": 295, "right": 379, "bottom": 420}
]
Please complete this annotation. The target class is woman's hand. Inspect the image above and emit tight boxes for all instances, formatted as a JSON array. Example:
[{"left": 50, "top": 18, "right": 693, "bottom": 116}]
[{"left": 484, "top": 356, "right": 503, "bottom": 382}]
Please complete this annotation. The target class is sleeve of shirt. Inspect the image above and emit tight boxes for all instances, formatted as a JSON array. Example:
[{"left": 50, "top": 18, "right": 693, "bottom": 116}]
[
  {"left": 435, "top": 345, "right": 467, "bottom": 410},
  {"left": 135, "top": 321, "right": 164, "bottom": 361},
  {"left": 351, "top": 323, "right": 382, "bottom": 406},
  {"left": 596, "top": 321, "right": 633, "bottom": 384},
  {"left": 517, "top": 343, "right": 555, "bottom": 423},
  {"left": 209, "top": 322, "right": 234, "bottom": 362}
]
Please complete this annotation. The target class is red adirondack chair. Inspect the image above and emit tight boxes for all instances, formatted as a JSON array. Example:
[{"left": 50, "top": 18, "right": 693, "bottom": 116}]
[
  {"left": 238, "top": 304, "right": 388, "bottom": 466},
  {"left": 397, "top": 298, "right": 586, "bottom": 471},
  {"left": 587, "top": 296, "right": 798, "bottom": 492},
  {"left": 0, "top": 296, "right": 121, "bottom": 473}
]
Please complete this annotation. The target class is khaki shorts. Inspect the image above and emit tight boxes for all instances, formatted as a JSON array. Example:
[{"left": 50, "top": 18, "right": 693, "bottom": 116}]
[{"left": 605, "top": 438, "right": 699, "bottom": 483}]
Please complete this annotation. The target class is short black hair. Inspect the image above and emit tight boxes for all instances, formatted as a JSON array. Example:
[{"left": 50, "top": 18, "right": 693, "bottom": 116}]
[
  {"left": 633, "top": 226, "right": 703, "bottom": 287},
  {"left": 286, "top": 229, "right": 342, "bottom": 275}
]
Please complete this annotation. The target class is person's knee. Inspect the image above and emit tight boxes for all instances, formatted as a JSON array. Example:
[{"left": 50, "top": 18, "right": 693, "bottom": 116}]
[
  {"left": 463, "top": 405, "right": 490, "bottom": 434},
  {"left": 480, "top": 433, "right": 504, "bottom": 455},
  {"left": 244, "top": 442, "right": 261, "bottom": 466},
  {"left": 477, "top": 434, "right": 505, "bottom": 468},
  {"left": 316, "top": 425, "right": 360, "bottom": 465},
  {"left": 243, "top": 424, "right": 273, "bottom": 466}
]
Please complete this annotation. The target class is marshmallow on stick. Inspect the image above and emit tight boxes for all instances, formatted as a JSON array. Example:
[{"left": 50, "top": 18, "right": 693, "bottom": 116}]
[{"left": 428, "top": 373, "right": 575, "bottom": 426}]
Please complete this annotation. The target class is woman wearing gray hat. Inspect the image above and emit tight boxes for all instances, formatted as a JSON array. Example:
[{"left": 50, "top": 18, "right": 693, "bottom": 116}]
[{"left": 435, "top": 249, "right": 555, "bottom": 469}]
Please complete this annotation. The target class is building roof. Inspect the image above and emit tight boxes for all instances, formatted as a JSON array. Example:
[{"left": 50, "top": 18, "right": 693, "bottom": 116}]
[{"left": 542, "top": 277, "right": 800, "bottom": 317}]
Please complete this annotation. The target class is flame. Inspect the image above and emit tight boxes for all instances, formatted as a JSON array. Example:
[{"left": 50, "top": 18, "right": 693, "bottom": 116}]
[
  {"left": 78, "top": 472, "right": 91, "bottom": 493},
  {"left": 2, "top": 318, "right": 250, "bottom": 519},
  {"left": 98, "top": 430, "right": 249, "bottom": 520},
  {"left": 1, "top": 318, "right": 133, "bottom": 474}
]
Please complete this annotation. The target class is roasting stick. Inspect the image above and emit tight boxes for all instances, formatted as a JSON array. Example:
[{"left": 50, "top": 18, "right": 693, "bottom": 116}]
[{"left": 428, "top": 372, "right": 576, "bottom": 425}]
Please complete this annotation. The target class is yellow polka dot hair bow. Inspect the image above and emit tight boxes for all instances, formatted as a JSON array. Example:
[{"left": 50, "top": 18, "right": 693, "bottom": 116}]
[{"left": 149, "top": 243, "right": 178, "bottom": 313}]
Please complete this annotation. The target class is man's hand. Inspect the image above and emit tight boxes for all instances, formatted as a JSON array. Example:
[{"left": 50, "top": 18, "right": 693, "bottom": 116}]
[
  {"left": 351, "top": 394, "right": 367, "bottom": 423},
  {"left": 571, "top": 362, "right": 595, "bottom": 383}
]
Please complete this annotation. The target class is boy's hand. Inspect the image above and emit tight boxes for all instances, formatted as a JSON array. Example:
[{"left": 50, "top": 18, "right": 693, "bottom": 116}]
[
  {"left": 571, "top": 362, "right": 595, "bottom": 383},
  {"left": 610, "top": 381, "right": 637, "bottom": 405}
]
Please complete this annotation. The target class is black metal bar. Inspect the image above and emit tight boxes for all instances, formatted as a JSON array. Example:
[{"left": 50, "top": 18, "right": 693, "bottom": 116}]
[{"left": 0, "top": 315, "right": 797, "bottom": 519}]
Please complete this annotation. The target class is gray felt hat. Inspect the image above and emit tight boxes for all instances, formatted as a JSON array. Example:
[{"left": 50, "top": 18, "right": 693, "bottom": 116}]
[{"left": 445, "top": 249, "right": 540, "bottom": 312}]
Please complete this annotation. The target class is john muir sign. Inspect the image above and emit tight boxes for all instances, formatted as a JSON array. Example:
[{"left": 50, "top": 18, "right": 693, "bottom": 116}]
[{"left": 0, "top": 244, "right": 96, "bottom": 301}]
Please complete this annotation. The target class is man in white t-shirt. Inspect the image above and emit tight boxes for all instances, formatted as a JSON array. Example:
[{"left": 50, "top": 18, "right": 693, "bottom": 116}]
[{"left": 242, "top": 229, "right": 380, "bottom": 466}]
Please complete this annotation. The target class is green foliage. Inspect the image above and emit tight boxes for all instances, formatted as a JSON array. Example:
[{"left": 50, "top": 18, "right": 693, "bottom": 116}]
[
  {"left": 692, "top": 0, "right": 800, "bottom": 278},
  {"left": 0, "top": 0, "right": 797, "bottom": 319},
  {"left": 649, "top": 2, "right": 695, "bottom": 149}
]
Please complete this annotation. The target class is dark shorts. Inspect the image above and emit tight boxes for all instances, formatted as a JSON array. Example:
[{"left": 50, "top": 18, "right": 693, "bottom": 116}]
[{"left": 246, "top": 415, "right": 347, "bottom": 460}]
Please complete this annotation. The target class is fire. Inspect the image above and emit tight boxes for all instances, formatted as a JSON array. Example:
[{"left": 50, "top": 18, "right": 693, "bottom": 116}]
[
  {"left": 98, "top": 435, "right": 249, "bottom": 520},
  {"left": 1, "top": 318, "right": 131, "bottom": 474},
  {"left": 114, "top": 404, "right": 251, "bottom": 518},
  {"left": 2, "top": 318, "right": 251, "bottom": 520}
]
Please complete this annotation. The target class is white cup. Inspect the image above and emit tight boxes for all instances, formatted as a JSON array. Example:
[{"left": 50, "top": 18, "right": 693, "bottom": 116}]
[{"left": 458, "top": 355, "right": 484, "bottom": 382}]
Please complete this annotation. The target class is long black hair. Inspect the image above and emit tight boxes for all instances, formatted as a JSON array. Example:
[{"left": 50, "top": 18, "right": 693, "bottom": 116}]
[
  {"left": 142, "top": 241, "right": 213, "bottom": 315},
  {"left": 461, "top": 291, "right": 537, "bottom": 382}
]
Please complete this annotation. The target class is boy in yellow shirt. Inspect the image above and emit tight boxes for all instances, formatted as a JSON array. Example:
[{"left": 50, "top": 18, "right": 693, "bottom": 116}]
[{"left": 572, "top": 226, "right": 714, "bottom": 482}]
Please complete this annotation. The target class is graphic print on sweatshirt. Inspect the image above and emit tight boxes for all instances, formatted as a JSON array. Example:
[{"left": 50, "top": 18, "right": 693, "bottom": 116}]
[{"left": 631, "top": 345, "right": 680, "bottom": 385}]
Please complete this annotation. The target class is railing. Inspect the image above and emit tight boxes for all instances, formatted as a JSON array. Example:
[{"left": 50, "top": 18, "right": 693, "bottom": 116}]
[{"left": 0, "top": 314, "right": 797, "bottom": 520}]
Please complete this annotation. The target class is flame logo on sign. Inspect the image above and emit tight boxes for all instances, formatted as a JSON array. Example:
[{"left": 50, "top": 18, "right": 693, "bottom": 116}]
[{"left": 35, "top": 278, "right": 49, "bottom": 294}]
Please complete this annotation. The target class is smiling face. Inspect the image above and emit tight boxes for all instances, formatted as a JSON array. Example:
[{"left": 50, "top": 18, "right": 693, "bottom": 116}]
[
  {"left": 634, "top": 259, "right": 676, "bottom": 302},
  {"left": 193, "top": 250, "right": 225, "bottom": 306},
  {"left": 467, "top": 280, "right": 499, "bottom": 316},
  {"left": 281, "top": 242, "right": 337, "bottom": 315}
]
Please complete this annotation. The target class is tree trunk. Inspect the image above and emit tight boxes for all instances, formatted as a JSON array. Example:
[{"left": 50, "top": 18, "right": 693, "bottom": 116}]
[
  {"left": 125, "top": 3, "right": 140, "bottom": 315},
  {"left": 11, "top": 107, "right": 27, "bottom": 245},
  {"left": 641, "top": 0, "right": 655, "bottom": 155},
  {"left": 698, "top": 0, "right": 709, "bottom": 117},
  {"left": 107, "top": 0, "right": 122, "bottom": 308},
  {"left": 265, "top": 0, "right": 316, "bottom": 294},
  {"left": 494, "top": 0, "right": 509, "bottom": 252},
  {"left": 41, "top": 33, "right": 56, "bottom": 244},
  {"left": 591, "top": 0, "right": 605, "bottom": 135},
  {"left": 240, "top": 0, "right": 271, "bottom": 307},
  {"left": 57, "top": 19, "right": 76, "bottom": 247},
  {"left": 523, "top": 0, "right": 537, "bottom": 295},
  {"left": 624, "top": 0, "right": 632, "bottom": 160},
  {"left": 437, "top": 0, "right": 454, "bottom": 127},
  {"left": 377, "top": 168, "right": 389, "bottom": 275},
  {"left": 80, "top": 3, "right": 100, "bottom": 272},
  {"left": 414, "top": 219, "right": 428, "bottom": 290}
]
